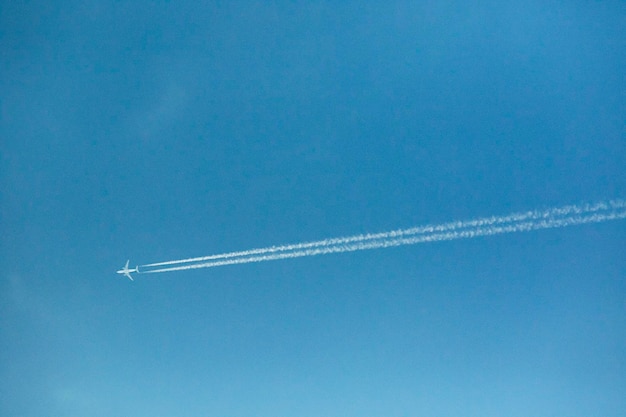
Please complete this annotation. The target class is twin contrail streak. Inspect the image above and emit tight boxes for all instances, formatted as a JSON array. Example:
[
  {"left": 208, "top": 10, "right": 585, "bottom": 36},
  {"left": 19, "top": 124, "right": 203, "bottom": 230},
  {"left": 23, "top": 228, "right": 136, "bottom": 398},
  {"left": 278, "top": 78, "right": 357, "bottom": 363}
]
[
  {"left": 142, "top": 202, "right": 594, "bottom": 267},
  {"left": 138, "top": 200, "right": 625, "bottom": 274}
]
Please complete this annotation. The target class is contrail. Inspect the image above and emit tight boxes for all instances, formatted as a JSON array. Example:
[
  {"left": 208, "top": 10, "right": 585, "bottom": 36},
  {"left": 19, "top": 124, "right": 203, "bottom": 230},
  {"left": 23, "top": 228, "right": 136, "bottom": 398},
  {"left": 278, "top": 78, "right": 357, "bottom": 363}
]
[
  {"left": 140, "top": 200, "right": 625, "bottom": 268},
  {"left": 140, "top": 200, "right": 626, "bottom": 274}
]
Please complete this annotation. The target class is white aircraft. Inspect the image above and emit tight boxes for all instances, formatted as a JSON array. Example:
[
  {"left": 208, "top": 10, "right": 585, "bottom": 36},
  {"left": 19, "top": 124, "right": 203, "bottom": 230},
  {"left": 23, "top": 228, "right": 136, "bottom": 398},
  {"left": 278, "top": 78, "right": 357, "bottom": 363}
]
[{"left": 117, "top": 260, "right": 138, "bottom": 281}]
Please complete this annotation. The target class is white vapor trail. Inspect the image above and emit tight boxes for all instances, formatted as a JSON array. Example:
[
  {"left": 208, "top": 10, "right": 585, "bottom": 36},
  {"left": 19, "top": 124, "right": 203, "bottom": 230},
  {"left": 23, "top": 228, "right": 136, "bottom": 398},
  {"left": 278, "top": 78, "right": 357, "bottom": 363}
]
[
  {"left": 140, "top": 200, "right": 626, "bottom": 274},
  {"left": 141, "top": 200, "right": 626, "bottom": 267}
]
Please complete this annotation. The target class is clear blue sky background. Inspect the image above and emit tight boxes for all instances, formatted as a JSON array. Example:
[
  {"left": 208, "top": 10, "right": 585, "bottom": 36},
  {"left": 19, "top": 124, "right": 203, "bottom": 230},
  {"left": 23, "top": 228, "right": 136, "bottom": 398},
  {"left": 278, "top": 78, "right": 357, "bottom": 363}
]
[{"left": 2, "top": 1, "right": 625, "bottom": 416}]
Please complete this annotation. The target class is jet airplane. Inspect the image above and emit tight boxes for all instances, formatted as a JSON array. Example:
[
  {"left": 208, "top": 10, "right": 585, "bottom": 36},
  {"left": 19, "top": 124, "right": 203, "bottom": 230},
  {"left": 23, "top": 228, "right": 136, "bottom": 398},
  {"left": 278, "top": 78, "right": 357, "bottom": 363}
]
[{"left": 117, "top": 260, "right": 138, "bottom": 281}]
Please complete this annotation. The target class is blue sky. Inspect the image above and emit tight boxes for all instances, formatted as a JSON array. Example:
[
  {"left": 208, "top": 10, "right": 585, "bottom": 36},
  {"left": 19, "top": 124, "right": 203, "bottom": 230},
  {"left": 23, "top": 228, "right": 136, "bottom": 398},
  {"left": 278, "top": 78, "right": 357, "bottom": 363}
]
[{"left": 1, "top": 1, "right": 625, "bottom": 416}]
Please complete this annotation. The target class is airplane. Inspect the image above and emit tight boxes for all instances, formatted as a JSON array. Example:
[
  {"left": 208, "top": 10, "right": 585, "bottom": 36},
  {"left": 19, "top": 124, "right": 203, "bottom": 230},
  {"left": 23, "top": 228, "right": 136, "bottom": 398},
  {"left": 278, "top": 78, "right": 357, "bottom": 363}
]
[{"left": 117, "top": 260, "right": 138, "bottom": 281}]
